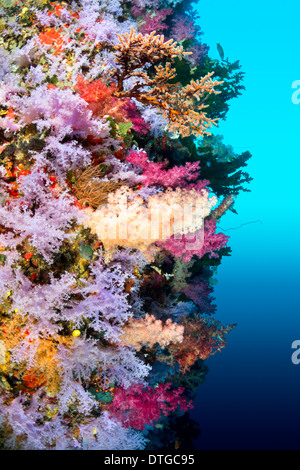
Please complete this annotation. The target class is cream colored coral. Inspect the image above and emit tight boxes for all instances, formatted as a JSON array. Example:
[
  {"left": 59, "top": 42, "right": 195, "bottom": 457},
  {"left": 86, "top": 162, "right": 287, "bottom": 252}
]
[
  {"left": 120, "top": 314, "right": 184, "bottom": 350},
  {"left": 82, "top": 186, "right": 217, "bottom": 257},
  {"left": 111, "top": 28, "right": 223, "bottom": 137}
]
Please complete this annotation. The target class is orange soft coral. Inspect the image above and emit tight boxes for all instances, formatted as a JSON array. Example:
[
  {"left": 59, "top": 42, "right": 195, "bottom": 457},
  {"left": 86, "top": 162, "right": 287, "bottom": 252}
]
[
  {"left": 75, "top": 76, "right": 127, "bottom": 121},
  {"left": 38, "top": 28, "right": 66, "bottom": 55}
]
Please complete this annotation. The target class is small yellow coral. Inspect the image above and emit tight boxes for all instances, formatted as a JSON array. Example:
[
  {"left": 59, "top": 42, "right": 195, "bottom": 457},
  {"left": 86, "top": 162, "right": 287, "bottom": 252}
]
[{"left": 72, "top": 329, "right": 81, "bottom": 337}]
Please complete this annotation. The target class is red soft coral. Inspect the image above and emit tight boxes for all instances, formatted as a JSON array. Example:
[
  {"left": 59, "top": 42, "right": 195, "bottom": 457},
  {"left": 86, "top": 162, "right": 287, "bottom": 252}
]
[
  {"left": 123, "top": 100, "right": 150, "bottom": 135},
  {"left": 166, "top": 316, "right": 236, "bottom": 372},
  {"left": 108, "top": 382, "right": 192, "bottom": 430},
  {"left": 38, "top": 28, "right": 70, "bottom": 55}
]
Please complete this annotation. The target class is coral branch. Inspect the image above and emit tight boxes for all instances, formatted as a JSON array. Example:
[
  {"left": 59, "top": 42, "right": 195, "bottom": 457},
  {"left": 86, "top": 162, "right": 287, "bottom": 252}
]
[{"left": 111, "top": 28, "right": 223, "bottom": 137}]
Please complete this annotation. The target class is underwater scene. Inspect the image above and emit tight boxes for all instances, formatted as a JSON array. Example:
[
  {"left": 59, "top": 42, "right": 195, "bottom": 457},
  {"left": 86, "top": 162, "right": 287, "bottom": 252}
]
[{"left": 0, "top": 0, "right": 299, "bottom": 452}]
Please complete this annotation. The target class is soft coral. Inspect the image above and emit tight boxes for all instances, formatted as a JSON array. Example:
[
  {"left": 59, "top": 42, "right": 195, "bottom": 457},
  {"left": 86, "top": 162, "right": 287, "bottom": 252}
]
[{"left": 75, "top": 75, "right": 127, "bottom": 121}]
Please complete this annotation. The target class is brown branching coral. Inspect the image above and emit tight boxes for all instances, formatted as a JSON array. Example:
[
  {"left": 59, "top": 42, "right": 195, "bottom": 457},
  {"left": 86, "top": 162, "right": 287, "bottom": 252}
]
[
  {"left": 207, "top": 194, "right": 235, "bottom": 221},
  {"left": 111, "top": 27, "right": 223, "bottom": 137},
  {"left": 112, "top": 28, "right": 187, "bottom": 91},
  {"left": 73, "top": 164, "right": 125, "bottom": 209}
]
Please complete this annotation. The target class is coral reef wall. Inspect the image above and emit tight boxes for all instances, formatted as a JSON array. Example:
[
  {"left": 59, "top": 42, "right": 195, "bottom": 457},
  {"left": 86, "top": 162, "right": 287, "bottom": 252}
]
[{"left": 0, "top": 0, "right": 251, "bottom": 450}]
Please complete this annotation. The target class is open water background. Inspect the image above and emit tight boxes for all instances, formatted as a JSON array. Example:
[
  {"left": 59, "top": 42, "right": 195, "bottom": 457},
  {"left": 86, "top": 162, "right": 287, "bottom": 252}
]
[{"left": 190, "top": 0, "right": 300, "bottom": 450}]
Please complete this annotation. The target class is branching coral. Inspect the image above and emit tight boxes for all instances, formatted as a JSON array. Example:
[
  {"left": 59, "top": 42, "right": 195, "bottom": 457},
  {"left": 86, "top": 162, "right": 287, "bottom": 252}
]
[
  {"left": 111, "top": 28, "right": 223, "bottom": 137},
  {"left": 207, "top": 194, "right": 235, "bottom": 221}
]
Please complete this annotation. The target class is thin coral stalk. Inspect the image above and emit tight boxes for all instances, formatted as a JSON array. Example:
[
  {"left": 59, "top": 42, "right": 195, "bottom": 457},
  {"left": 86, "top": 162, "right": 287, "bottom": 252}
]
[{"left": 207, "top": 195, "right": 235, "bottom": 221}]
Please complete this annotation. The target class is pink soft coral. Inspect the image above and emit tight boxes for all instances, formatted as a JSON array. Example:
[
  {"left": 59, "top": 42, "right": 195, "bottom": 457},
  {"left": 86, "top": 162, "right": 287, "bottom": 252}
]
[
  {"left": 183, "top": 277, "right": 217, "bottom": 315},
  {"left": 127, "top": 149, "right": 203, "bottom": 188},
  {"left": 169, "top": 16, "right": 197, "bottom": 42},
  {"left": 156, "top": 219, "right": 229, "bottom": 262},
  {"left": 139, "top": 8, "right": 172, "bottom": 35}
]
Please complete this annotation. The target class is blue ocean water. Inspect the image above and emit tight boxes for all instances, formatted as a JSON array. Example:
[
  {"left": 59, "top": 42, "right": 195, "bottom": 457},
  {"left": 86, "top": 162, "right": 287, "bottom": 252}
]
[{"left": 190, "top": 0, "right": 300, "bottom": 450}]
